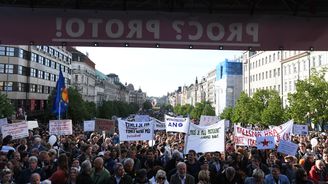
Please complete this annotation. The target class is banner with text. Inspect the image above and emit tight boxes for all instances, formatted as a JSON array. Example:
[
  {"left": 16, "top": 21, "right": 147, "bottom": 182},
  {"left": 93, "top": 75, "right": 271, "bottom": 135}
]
[
  {"left": 234, "top": 120, "right": 293, "bottom": 146},
  {"left": 84, "top": 120, "right": 95, "bottom": 132},
  {"left": 199, "top": 115, "right": 219, "bottom": 126},
  {"left": 49, "top": 119, "right": 73, "bottom": 135},
  {"left": 184, "top": 121, "right": 225, "bottom": 153},
  {"left": 1, "top": 121, "right": 29, "bottom": 140},
  {"left": 0, "top": 118, "right": 8, "bottom": 131},
  {"left": 118, "top": 119, "right": 154, "bottom": 141},
  {"left": 135, "top": 115, "right": 151, "bottom": 122},
  {"left": 152, "top": 118, "right": 166, "bottom": 131},
  {"left": 95, "top": 118, "right": 115, "bottom": 135},
  {"left": 165, "top": 115, "right": 189, "bottom": 133},
  {"left": 27, "top": 121, "right": 39, "bottom": 130}
]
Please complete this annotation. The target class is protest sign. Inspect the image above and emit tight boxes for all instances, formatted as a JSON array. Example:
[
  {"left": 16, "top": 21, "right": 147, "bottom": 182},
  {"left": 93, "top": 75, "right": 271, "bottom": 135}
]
[
  {"left": 95, "top": 118, "right": 115, "bottom": 134},
  {"left": 256, "top": 136, "right": 275, "bottom": 150},
  {"left": 165, "top": 114, "right": 189, "bottom": 133},
  {"left": 49, "top": 119, "right": 73, "bottom": 135},
  {"left": 118, "top": 119, "right": 154, "bottom": 141},
  {"left": 1, "top": 121, "right": 29, "bottom": 140},
  {"left": 184, "top": 121, "right": 225, "bottom": 153},
  {"left": 0, "top": 118, "right": 8, "bottom": 131},
  {"left": 84, "top": 120, "right": 95, "bottom": 132},
  {"left": 153, "top": 119, "right": 166, "bottom": 131},
  {"left": 234, "top": 120, "right": 294, "bottom": 146},
  {"left": 199, "top": 115, "right": 219, "bottom": 126},
  {"left": 277, "top": 140, "right": 298, "bottom": 156},
  {"left": 293, "top": 124, "right": 308, "bottom": 135},
  {"left": 27, "top": 121, "right": 39, "bottom": 130}
]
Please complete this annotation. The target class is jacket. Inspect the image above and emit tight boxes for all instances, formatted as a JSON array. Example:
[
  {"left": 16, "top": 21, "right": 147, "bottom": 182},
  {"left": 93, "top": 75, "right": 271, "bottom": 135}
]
[
  {"left": 170, "top": 173, "right": 195, "bottom": 184},
  {"left": 265, "top": 174, "right": 290, "bottom": 184}
]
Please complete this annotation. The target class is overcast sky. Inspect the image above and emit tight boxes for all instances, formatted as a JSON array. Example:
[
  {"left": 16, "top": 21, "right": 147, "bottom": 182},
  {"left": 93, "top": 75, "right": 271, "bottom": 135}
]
[{"left": 76, "top": 47, "right": 243, "bottom": 97}]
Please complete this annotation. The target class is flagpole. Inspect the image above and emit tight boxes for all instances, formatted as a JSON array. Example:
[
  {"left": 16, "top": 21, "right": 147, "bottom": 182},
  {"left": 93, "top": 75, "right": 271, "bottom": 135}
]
[{"left": 58, "top": 101, "right": 61, "bottom": 120}]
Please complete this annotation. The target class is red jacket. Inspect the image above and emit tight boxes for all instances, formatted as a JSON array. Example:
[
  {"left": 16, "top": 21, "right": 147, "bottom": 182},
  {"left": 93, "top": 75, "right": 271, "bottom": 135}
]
[{"left": 309, "top": 165, "right": 328, "bottom": 184}]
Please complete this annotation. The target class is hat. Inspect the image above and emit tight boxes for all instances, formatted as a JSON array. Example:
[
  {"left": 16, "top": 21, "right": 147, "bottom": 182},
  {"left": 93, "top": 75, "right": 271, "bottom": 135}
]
[{"left": 98, "top": 151, "right": 104, "bottom": 157}]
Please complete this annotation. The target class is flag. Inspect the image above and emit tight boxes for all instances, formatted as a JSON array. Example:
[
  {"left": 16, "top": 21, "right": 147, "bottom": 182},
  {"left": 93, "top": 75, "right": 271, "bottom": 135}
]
[
  {"left": 256, "top": 136, "right": 275, "bottom": 150},
  {"left": 52, "top": 70, "right": 69, "bottom": 117}
]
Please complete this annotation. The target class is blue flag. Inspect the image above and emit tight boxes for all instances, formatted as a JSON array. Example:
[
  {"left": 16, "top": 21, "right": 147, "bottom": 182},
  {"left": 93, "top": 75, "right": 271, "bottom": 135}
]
[{"left": 52, "top": 70, "right": 69, "bottom": 117}]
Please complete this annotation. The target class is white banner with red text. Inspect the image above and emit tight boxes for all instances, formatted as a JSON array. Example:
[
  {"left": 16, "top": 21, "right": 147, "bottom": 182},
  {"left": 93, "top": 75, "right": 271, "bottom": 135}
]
[
  {"left": 49, "top": 119, "right": 73, "bottom": 136},
  {"left": 1, "top": 121, "right": 29, "bottom": 140},
  {"left": 234, "top": 120, "right": 294, "bottom": 147}
]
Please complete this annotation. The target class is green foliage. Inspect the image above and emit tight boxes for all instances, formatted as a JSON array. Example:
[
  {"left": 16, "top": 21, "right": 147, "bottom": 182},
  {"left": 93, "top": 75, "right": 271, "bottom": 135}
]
[
  {"left": 190, "top": 101, "right": 214, "bottom": 120},
  {"left": 288, "top": 69, "right": 328, "bottom": 125},
  {"left": 260, "top": 91, "right": 285, "bottom": 126},
  {"left": 232, "top": 92, "right": 254, "bottom": 124},
  {"left": 161, "top": 104, "right": 173, "bottom": 112},
  {"left": 0, "top": 93, "right": 14, "bottom": 118},
  {"left": 84, "top": 101, "right": 96, "bottom": 120},
  {"left": 220, "top": 107, "right": 234, "bottom": 121},
  {"left": 67, "top": 87, "right": 88, "bottom": 123},
  {"left": 142, "top": 100, "right": 153, "bottom": 110},
  {"left": 97, "top": 101, "right": 139, "bottom": 119}
]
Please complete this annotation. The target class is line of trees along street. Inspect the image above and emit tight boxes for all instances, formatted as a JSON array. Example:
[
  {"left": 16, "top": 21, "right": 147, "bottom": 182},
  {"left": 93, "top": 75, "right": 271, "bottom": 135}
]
[
  {"left": 173, "top": 101, "right": 215, "bottom": 120},
  {"left": 221, "top": 69, "right": 328, "bottom": 128}
]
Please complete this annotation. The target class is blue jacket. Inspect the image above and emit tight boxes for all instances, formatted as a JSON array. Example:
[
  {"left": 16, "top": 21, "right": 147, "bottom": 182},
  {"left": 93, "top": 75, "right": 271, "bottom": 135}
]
[{"left": 265, "top": 174, "right": 290, "bottom": 184}]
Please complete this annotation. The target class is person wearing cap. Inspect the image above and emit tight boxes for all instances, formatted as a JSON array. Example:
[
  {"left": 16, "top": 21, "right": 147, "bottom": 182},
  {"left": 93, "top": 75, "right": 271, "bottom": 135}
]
[
  {"left": 264, "top": 165, "right": 290, "bottom": 184},
  {"left": 281, "top": 155, "right": 297, "bottom": 183}
]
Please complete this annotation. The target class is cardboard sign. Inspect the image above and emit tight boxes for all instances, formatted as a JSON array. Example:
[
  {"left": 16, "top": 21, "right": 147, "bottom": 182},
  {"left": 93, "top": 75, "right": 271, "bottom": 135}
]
[
  {"left": 27, "top": 121, "right": 39, "bottom": 130},
  {"left": 1, "top": 121, "right": 29, "bottom": 140},
  {"left": 184, "top": 121, "right": 225, "bottom": 153},
  {"left": 293, "top": 124, "right": 308, "bottom": 135},
  {"left": 49, "top": 119, "right": 73, "bottom": 136},
  {"left": 83, "top": 120, "right": 95, "bottom": 132},
  {"left": 277, "top": 140, "right": 298, "bottom": 156},
  {"left": 256, "top": 136, "right": 275, "bottom": 150},
  {"left": 95, "top": 118, "right": 115, "bottom": 134}
]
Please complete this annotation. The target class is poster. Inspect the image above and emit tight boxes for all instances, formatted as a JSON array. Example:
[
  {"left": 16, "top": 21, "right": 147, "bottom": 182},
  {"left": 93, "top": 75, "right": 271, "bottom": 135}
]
[
  {"left": 293, "top": 124, "right": 308, "bottom": 135},
  {"left": 1, "top": 121, "right": 29, "bottom": 140},
  {"left": 277, "top": 140, "right": 298, "bottom": 156},
  {"left": 49, "top": 119, "right": 73, "bottom": 135},
  {"left": 199, "top": 115, "right": 219, "bottom": 126},
  {"left": 27, "top": 121, "right": 39, "bottom": 130},
  {"left": 165, "top": 114, "right": 189, "bottom": 133},
  {"left": 256, "top": 136, "right": 275, "bottom": 150},
  {"left": 95, "top": 118, "right": 115, "bottom": 134},
  {"left": 84, "top": 120, "right": 95, "bottom": 132},
  {"left": 118, "top": 119, "right": 154, "bottom": 141}
]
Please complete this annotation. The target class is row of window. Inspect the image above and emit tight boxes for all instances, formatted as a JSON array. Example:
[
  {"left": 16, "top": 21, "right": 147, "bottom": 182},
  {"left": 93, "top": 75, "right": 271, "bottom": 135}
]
[
  {"left": 247, "top": 52, "right": 281, "bottom": 70},
  {"left": 35, "top": 45, "right": 71, "bottom": 64},
  {"left": 283, "top": 56, "right": 322, "bottom": 75},
  {"left": 0, "top": 81, "right": 55, "bottom": 94},
  {"left": 248, "top": 79, "right": 299, "bottom": 96},
  {"left": 249, "top": 85, "right": 281, "bottom": 95},
  {"left": 0, "top": 46, "right": 71, "bottom": 74},
  {"left": 245, "top": 68, "right": 281, "bottom": 83},
  {"left": 0, "top": 64, "right": 70, "bottom": 84}
]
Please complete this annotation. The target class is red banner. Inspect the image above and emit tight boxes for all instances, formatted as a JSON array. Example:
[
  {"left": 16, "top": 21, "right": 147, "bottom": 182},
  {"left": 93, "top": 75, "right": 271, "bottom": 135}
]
[{"left": 1, "top": 8, "right": 328, "bottom": 50}]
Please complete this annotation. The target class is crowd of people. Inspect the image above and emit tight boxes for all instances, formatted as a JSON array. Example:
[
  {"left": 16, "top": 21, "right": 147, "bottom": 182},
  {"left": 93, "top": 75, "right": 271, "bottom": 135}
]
[{"left": 0, "top": 118, "right": 328, "bottom": 184}]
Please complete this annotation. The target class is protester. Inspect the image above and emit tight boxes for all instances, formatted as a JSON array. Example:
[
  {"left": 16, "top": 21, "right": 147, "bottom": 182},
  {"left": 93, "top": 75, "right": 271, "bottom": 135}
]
[{"left": 170, "top": 162, "right": 195, "bottom": 184}]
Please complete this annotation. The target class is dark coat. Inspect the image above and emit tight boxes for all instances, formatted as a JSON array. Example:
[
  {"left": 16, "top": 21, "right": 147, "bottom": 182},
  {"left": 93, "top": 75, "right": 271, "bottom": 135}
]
[
  {"left": 107, "top": 175, "right": 133, "bottom": 184},
  {"left": 170, "top": 173, "right": 195, "bottom": 184}
]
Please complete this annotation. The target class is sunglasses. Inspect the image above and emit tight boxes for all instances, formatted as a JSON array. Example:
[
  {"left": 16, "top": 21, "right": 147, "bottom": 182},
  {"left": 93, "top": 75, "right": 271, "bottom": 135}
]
[{"left": 157, "top": 177, "right": 166, "bottom": 180}]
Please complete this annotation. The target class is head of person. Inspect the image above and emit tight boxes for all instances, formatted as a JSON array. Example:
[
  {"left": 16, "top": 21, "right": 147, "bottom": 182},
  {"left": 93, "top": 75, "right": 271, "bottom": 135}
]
[
  {"left": 114, "top": 163, "right": 125, "bottom": 177},
  {"left": 81, "top": 160, "right": 92, "bottom": 175},
  {"left": 72, "top": 158, "right": 80, "bottom": 168},
  {"left": 299, "top": 142, "right": 306, "bottom": 152},
  {"left": 70, "top": 167, "right": 79, "bottom": 181},
  {"left": 315, "top": 160, "right": 325, "bottom": 171},
  {"left": 155, "top": 170, "right": 167, "bottom": 184},
  {"left": 28, "top": 156, "right": 38, "bottom": 170},
  {"left": 30, "top": 173, "right": 41, "bottom": 184},
  {"left": 176, "top": 162, "right": 187, "bottom": 178},
  {"left": 198, "top": 170, "right": 210, "bottom": 182},
  {"left": 323, "top": 151, "right": 328, "bottom": 163},
  {"left": 271, "top": 165, "right": 281, "bottom": 179},
  {"left": 57, "top": 154, "right": 69, "bottom": 171},
  {"left": 94, "top": 157, "right": 104, "bottom": 171},
  {"left": 225, "top": 167, "right": 236, "bottom": 180},
  {"left": 252, "top": 168, "right": 265, "bottom": 183},
  {"left": 295, "top": 168, "right": 308, "bottom": 181},
  {"left": 123, "top": 158, "right": 135, "bottom": 172},
  {"left": 135, "top": 169, "right": 148, "bottom": 183},
  {"left": 1, "top": 168, "right": 13, "bottom": 183},
  {"left": 187, "top": 150, "right": 197, "bottom": 162},
  {"left": 146, "top": 148, "right": 155, "bottom": 161}
]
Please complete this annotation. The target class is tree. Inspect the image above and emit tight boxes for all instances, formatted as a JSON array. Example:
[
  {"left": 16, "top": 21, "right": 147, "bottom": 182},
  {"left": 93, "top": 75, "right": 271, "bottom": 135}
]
[
  {"left": 220, "top": 107, "right": 234, "bottom": 122},
  {"left": 288, "top": 69, "right": 328, "bottom": 126},
  {"left": 232, "top": 92, "right": 254, "bottom": 125},
  {"left": 142, "top": 100, "right": 153, "bottom": 110},
  {"left": 0, "top": 93, "right": 14, "bottom": 118},
  {"left": 180, "top": 104, "right": 194, "bottom": 116},
  {"left": 84, "top": 101, "right": 96, "bottom": 120},
  {"left": 190, "top": 101, "right": 213, "bottom": 120},
  {"left": 202, "top": 104, "right": 215, "bottom": 116},
  {"left": 67, "top": 87, "right": 88, "bottom": 123},
  {"left": 260, "top": 91, "right": 285, "bottom": 126}
]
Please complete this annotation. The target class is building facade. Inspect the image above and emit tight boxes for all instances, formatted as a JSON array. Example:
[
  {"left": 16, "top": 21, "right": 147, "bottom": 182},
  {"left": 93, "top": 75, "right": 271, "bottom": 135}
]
[
  {"left": 0, "top": 45, "right": 71, "bottom": 118},
  {"left": 206, "top": 69, "right": 216, "bottom": 108},
  {"left": 69, "top": 48, "right": 96, "bottom": 102},
  {"left": 243, "top": 50, "right": 328, "bottom": 106},
  {"left": 215, "top": 59, "right": 243, "bottom": 115}
]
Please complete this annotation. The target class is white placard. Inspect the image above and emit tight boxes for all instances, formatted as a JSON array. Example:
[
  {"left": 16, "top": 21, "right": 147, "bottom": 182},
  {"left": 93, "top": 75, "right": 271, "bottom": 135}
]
[
  {"left": 234, "top": 120, "right": 294, "bottom": 146},
  {"left": 165, "top": 114, "right": 189, "bottom": 133},
  {"left": 49, "top": 119, "right": 73, "bottom": 136},
  {"left": 1, "top": 121, "right": 29, "bottom": 140},
  {"left": 27, "top": 121, "right": 39, "bottom": 130},
  {"left": 118, "top": 119, "right": 154, "bottom": 141},
  {"left": 293, "top": 124, "right": 308, "bottom": 135},
  {"left": 199, "top": 115, "right": 219, "bottom": 126},
  {"left": 83, "top": 120, "right": 95, "bottom": 132},
  {"left": 277, "top": 140, "right": 298, "bottom": 156},
  {"left": 0, "top": 118, "right": 8, "bottom": 131},
  {"left": 184, "top": 121, "right": 225, "bottom": 154},
  {"left": 153, "top": 119, "right": 166, "bottom": 131},
  {"left": 256, "top": 136, "right": 275, "bottom": 150}
]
